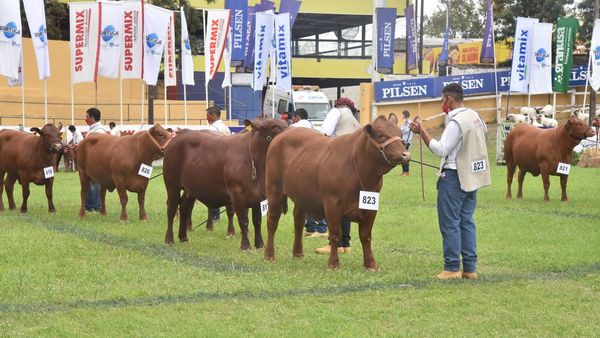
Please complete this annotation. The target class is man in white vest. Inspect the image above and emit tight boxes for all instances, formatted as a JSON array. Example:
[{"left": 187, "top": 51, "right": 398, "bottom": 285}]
[
  {"left": 410, "top": 83, "right": 491, "bottom": 280},
  {"left": 84, "top": 107, "right": 109, "bottom": 212}
]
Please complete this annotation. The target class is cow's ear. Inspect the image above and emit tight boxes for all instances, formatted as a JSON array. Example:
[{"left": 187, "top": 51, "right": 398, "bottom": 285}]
[
  {"left": 364, "top": 124, "right": 373, "bottom": 136},
  {"left": 30, "top": 127, "right": 41, "bottom": 135},
  {"left": 244, "top": 119, "right": 252, "bottom": 127},
  {"left": 388, "top": 113, "right": 398, "bottom": 125}
]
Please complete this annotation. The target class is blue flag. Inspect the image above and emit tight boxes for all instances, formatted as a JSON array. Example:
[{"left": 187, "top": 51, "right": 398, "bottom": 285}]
[
  {"left": 376, "top": 7, "right": 396, "bottom": 74},
  {"left": 404, "top": 4, "right": 417, "bottom": 71},
  {"left": 480, "top": 0, "right": 494, "bottom": 63},
  {"left": 226, "top": 0, "right": 248, "bottom": 66},
  {"left": 438, "top": 3, "right": 450, "bottom": 67}
]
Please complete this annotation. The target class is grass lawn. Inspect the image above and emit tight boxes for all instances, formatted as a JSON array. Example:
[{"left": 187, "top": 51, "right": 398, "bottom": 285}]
[{"left": 1, "top": 126, "right": 599, "bottom": 336}]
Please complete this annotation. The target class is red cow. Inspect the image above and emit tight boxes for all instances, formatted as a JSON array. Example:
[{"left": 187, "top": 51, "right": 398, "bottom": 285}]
[
  {"left": 263, "top": 114, "right": 410, "bottom": 270},
  {"left": 0, "top": 125, "right": 63, "bottom": 213},
  {"left": 504, "top": 115, "right": 596, "bottom": 201},
  {"left": 76, "top": 124, "right": 172, "bottom": 220}
]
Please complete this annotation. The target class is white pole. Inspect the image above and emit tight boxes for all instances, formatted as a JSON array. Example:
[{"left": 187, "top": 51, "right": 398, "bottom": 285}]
[
  {"left": 44, "top": 79, "right": 48, "bottom": 124},
  {"left": 552, "top": 92, "right": 557, "bottom": 119},
  {"left": 141, "top": 82, "right": 145, "bottom": 125},
  {"left": 582, "top": 51, "right": 593, "bottom": 113},
  {"left": 70, "top": 83, "right": 74, "bottom": 125},
  {"left": 184, "top": 83, "right": 188, "bottom": 126},
  {"left": 228, "top": 85, "right": 232, "bottom": 121},
  {"left": 204, "top": 9, "right": 209, "bottom": 110},
  {"left": 164, "top": 84, "right": 168, "bottom": 126},
  {"left": 21, "top": 52, "right": 25, "bottom": 128},
  {"left": 371, "top": 0, "right": 384, "bottom": 122},
  {"left": 271, "top": 84, "right": 275, "bottom": 118},
  {"left": 119, "top": 77, "right": 123, "bottom": 125}
]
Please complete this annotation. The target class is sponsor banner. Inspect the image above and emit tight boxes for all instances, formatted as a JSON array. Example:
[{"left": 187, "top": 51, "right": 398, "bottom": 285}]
[
  {"left": 279, "top": 0, "right": 302, "bottom": 27},
  {"left": 405, "top": 4, "right": 417, "bottom": 71},
  {"left": 376, "top": 7, "right": 396, "bottom": 74},
  {"left": 227, "top": 0, "right": 247, "bottom": 66},
  {"left": 529, "top": 22, "right": 552, "bottom": 94},
  {"left": 0, "top": 0, "right": 23, "bottom": 80},
  {"left": 480, "top": 0, "right": 494, "bottom": 64},
  {"left": 438, "top": 4, "right": 450, "bottom": 67},
  {"left": 222, "top": 35, "right": 232, "bottom": 88},
  {"left": 509, "top": 17, "right": 539, "bottom": 92},
  {"left": 164, "top": 13, "right": 176, "bottom": 87},
  {"left": 69, "top": 2, "right": 100, "bottom": 84},
  {"left": 204, "top": 9, "right": 231, "bottom": 84},
  {"left": 275, "top": 13, "right": 292, "bottom": 92},
  {"left": 98, "top": 1, "right": 123, "bottom": 79},
  {"left": 143, "top": 4, "right": 171, "bottom": 86},
  {"left": 121, "top": 0, "right": 144, "bottom": 79},
  {"left": 23, "top": 0, "right": 50, "bottom": 80},
  {"left": 180, "top": 8, "right": 194, "bottom": 86},
  {"left": 553, "top": 17, "right": 579, "bottom": 93},
  {"left": 257, "top": 0, "right": 275, "bottom": 12},
  {"left": 243, "top": 6, "right": 255, "bottom": 70},
  {"left": 589, "top": 19, "right": 600, "bottom": 91},
  {"left": 8, "top": 57, "right": 22, "bottom": 86},
  {"left": 252, "top": 11, "right": 274, "bottom": 91},
  {"left": 374, "top": 78, "right": 437, "bottom": 102}
]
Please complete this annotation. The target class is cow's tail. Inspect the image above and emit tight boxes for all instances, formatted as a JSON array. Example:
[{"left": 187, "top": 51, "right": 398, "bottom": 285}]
[{"left": 281, "top": 195, "right": 288, "bottom": 215}]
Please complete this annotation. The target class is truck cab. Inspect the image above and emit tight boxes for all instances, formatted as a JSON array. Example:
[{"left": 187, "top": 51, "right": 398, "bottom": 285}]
[{"left": 264, "top": 85, "right": 331, "bottom": 127}]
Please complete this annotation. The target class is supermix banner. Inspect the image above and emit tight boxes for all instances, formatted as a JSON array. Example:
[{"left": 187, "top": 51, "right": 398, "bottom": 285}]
[
  {"left": 553, "top": 17, "right": 579, "bottom": 93},
  {"left": 69, "top": 2, "right": 100, "bottom": 84},
  {"left": 275, "top": 12, "right": 291, "bottom": 91},
  {"left": 528, "top": 22, "right": 552, "bottom": 94},
  {"left": 121, "top": 0, "right": 144, "bottom": 80},
  {"left": 0, "top": 0, "right": 23, "bottom": 80},
  {"left": 509, "top": 17, "right": 538, "bottom": 92},
  {"left": 252, "top": 11, "right": 274, "bottom": 90},
  {"left": 180, "top": 8, "right": 194, "bottom": 86},
  {"left": 23, "top": 0, "right": 50, "bottom": 80},
  {"left": 98, "top": 1, "right": 123, "bottom": 79},
  {"left": 163, "top": 13, "right": 176, "bottom": 87},
  {"left": 143, "top": 4, "right": 171, "bottom": 86},
  {"left": 204, "top": 9, "right": 231, "bottom": 84}
]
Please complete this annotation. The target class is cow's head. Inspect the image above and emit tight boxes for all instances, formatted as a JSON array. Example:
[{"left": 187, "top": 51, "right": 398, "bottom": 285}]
[
  {"left": 31, "top": 124, "right": 63, "bottom": 153},
  {"left": 364, "top": 114, "right": 411, "bottom": 166},
  {"left": 566, "top": 115, "right": 596, "bottom": 141},
  {"left": 148, "top": 124, "right": 173, "bottom": 152},
  {"left": 244, "top": 118, "right": 288, "bottom": 143}
]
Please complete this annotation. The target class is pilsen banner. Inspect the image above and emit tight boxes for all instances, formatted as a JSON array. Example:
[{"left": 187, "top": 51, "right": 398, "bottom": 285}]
[
  {"left": 121, "top": 0, "right": 144, "bottom": 80},
  {"left": 553, "top": 17, "right": 579, "bottom": 93},
  {"left": 0, "top": 0, "right": 23, "bottom": 80},
  {"left": 243, "top": 6, "right": 255, "bottom": 70},
  {"left": 98, "top": 1, "right": 123, "bottom": 79},
  {"left": 404, "top": 4, "right": 417, "bottom": 72},
  {"left": 23, "top": 0, "right": 50, "bottom": 80},
  {"left": 204, "top": 9, "right": 231, "bottom": 84},
  {"left": 252, "top": 11, "right": 274, "bottom": 90},
  {"left": 164, "top": 13, "right": 176, "bottom": 87},
  {"left": 143, "top": 4, "right": 171, "bottom": 86},
  {"left": 509, "top": 17, "right": 539, "bottom": 93},
  {"left": 275, "top": 12, "right": 292, "bottom": 92},
  {"left": 528, "top": 22, "right": 552, "bottom": 94},
  {"left": 438, "top": 3, "right": 450, "bottom": 67},
  {"left": 180, "top": 8, "right": 194, "bottom": 86},
  {"left": 376, "top": 7, "right": 396, "bottom": 74},
  {"left": 69, "top": 2, "right": 100, "bottom": 84},
  {"left": 227, "top": 0, "right": 247, "bottom": 67},
  {"left": 480, "top": 0, "right": 494, "bottom": 64}
]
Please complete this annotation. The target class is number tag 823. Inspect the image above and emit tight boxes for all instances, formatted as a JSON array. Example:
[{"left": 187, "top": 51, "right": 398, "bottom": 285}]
[
  {"left": 470, "top": 159, "right": 487, "bottom": 174},
  {"left": 359, "top": 191, "right": 379, "bottom": 211}
]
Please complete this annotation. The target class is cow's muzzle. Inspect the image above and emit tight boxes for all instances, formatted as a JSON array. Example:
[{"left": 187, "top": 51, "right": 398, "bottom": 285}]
[{"left": 52, "top": 142, "right": 63, "bottom": 152}]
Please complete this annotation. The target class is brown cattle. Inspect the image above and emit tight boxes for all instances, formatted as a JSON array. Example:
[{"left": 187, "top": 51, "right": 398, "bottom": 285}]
[
  {"left": 76, "top": 124, "right": 172, "bottom": 220},
  {"left": 163, "top": 118, "right": 288, "bottom": 250},
  {"left": 504, "top": 115, "right": 596, "bottom": 201},
  {"left": 0, "top": 125, "right": 63, "bottom": 213},
  {"left": 264, "top": 114, "right": 411, "bottom": 270},
  {"left": 64, "top": 144, "right": 77, "bottom": 172}
]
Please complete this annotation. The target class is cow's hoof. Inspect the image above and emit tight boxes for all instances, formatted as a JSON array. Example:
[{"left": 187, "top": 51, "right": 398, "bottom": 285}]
[
  {"left": 49, "top": 208, "right": 56, "bottom": 213},
  {"left": 226, "top": 233, "right": 235, "bottom": 239},
  {"left": 205, "top": 227, "right": 214, "bottom": 232},
  {"left": 255, "top": 242, "right": 264, "bottom": 249},
  {"left": 561, "top": 198, "right": 568, "bottom": 202},
  {"left": 365, "top": 264, "right": 380, "bottom": 272},
  {"left": 264, "top": 255, "right": 275, "bottom": 262},
  {"left": 179, "top": 238, "right": 189, "bottom": 243},
  {"left": 327, "top": 265, "right": 340, "bottom": 271},
  {"left": 120, "top": 217, "right": 128, "bottom": 222},
  {"left": 20, "top": 209, "right": 27, "bottom": 214},
  {"left": 293, "top": 252, "right": 304, "bottom": 258},
  {"left": 140, "top": 217, "right": 148, "bottom": 222},
  {"left": 240, "top": 246, "right": 252, "bottom": 252}
]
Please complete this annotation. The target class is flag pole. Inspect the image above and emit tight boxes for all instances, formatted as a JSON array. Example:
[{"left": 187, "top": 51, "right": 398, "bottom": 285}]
[
  {"left": 582, "top": 50, "right": 593, "bottom": 113},
  {"left": 228, "top": 85, "right": 232, "bottom": 121},
  {"left": 21, "top": 50, "right": 26, "bottom": 128},
  {"left": 204, "top": 9, "right": 209, "bottom": 110},
  {"left": 44, "top": 79, "right": 48, "bottom": 124},
  {"left": 119, "top": 76, "right": 123, "bottom": 125},
  {"left": 184, "top": 83, "right": 188, "bottom": 126},
  {"left": 141, "top": 82, "right": 145, "bottom": 125},
  {"left": 164, "top": 83, "right": 168, "bottom": 125}
]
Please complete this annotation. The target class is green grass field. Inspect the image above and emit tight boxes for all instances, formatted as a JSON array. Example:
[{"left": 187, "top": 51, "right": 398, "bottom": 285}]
[{"left": 1, "top": 127, "right": 599, "bottom": 336}]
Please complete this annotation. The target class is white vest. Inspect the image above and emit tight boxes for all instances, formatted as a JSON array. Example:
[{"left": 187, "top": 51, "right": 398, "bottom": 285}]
[
  {"left": 334, "top": 108, "right": 361, "bottom": 136},
  {"left": 451, "top": 109, "right": 491, "bottom": 192}
]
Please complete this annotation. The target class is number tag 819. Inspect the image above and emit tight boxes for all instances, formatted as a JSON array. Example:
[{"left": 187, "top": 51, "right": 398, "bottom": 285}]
[{"left": 359, "top": 191, "right": 379, "bottom": 211}]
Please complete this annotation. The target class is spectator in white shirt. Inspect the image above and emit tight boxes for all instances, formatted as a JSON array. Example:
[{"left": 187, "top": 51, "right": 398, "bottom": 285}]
[
  {"left": 67, "top": 125, "right": 84, "bottom": 146},
  {"left": 207, "top": 106, "right": 232, "bottom": 136},
  {"left": 290, "top": 108, "right": 314, "bottom": 129}
]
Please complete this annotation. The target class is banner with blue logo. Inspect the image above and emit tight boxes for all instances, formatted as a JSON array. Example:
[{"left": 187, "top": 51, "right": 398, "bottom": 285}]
[
  {"left": 226, "top": 0, "right": 247, "bottom": 67},
  {"left": 509, "top": 17, "right": 538, "bottom": 93},
  {"left": 0, "top": 0, "right": 23, "bottom": 81},
  {"left": 376, "top": 7, "right": 396, "bottom": 74},
  {"left": 181, "top": 8, "right": 195, "bottom": 86},
  {"left": 529, "top": 22, "right": 552, "bottom": 94},
  {"left": 143, "top": 4, "right": 172, "bottom": 86},
  {"left": 23, "top": 0, "right": 50, "bottom": 80},
  {"left": 374, "top": 78, "right": 436, "bottom": 101},
  {"left": 252, "top": 11, "right": 274, "bottom": 90},
  {"left": 243, "top": 6, "right": 255, "bottom": 70},
  {"left": 98, "top": 1, "right": 123, "bottom": 79},
  {"left": 589, "top": 19, "right": 600, "bottom": 91},
  {"left": 480, "top": 0, "right": 494, "bottom": 64},
  {"left": 279, "top": 0, "right": 302, "bottom": 27},
  {"left": 275, "top": 13, "right": 292, "bottom": 91},
  {"left": 404, "top": 4, "right": 417, "bottom": 72}
]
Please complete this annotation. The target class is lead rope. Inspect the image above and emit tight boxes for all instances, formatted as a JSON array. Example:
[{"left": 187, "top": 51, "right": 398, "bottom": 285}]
[
  {"left": 352, "top": 135, "right": 366, "bottom": 191},
  {"left": 248, "top": 135, "right": 256, "bottom": 181}
]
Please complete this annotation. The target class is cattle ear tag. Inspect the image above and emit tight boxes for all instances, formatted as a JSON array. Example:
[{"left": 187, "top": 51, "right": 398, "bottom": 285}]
[
  {"left": 260, "top": 199, "right": 268, "bottom": 217},
  {"left": 246, "top": 125, "right": 253, "bottom": 131},
  {"left": 138, "top": 163, "right": 153, "bottom": 178},
  {"left": 358, "top": 191, "right": 379, "bottom": 211},
  {"left": 43, "top": 166, "right": 55, "bottom": 179},
  {"left": 557, "top": 162, "right": 571, "bottom": 175}
]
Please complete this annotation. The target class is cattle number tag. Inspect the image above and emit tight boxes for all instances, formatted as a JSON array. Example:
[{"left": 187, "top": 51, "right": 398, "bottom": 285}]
[
  {"left": 138, "top": 164, "right": 153, "bottom": 178},
  {"left": 470, "top": 159, "right": 487, "bottom": 174},
  {"left": 260, "top": 199, "right": 268, "bottom": 217},
  {"left": 557, "top": 162, "right": 571, "bottom": 175},
  {"left": 43, "top": 166, "right": 54, "bottom": 179},
  {"left": 359, "top": 191, "right": 379, "bottom": 211}
]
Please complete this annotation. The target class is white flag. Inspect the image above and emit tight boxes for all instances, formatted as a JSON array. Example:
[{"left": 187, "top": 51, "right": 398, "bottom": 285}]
[
  {"left": 0, "top": 0, "right": 23, "bottom": 80},
  {"left": 164, "top": 13, "right": 176, "bottom": 87},
  {"left": 205, "top": 9, "right": 231, "bottom": 85},
  {"left": 69, "top": 2, "right": 100, "bottom": 84},
  {"left": 222, "top": 37, "right": 232, "bottom": 88},
  {"left": 275, "top": 13, "right": 292, "bottom": 92},
  {"left": 98, "top": 1, "right": 123, "bottom": 79},
  {"left": 143, "top": 4, "right": 171, "bottom": 86},
  {"left": 121, "top": 0, "right": 144, "bottom": 79},
  {"left": 252, "top": 11, "right": 274, "bottom": 91},
  {"left": 528, "top": 22, "right": 553, "bottom": 94},
  {"left": 589, "top": 19, "right": 600, "bottom": 91},
  {"left": 23, "top": 0, "right": 50, "bottom": 80},
  {"left": 8, "top": 57, "right": 22, "bottom": 86},
  {"left": 181, "top": 8, "right": 195, "bottom": 86},
  {"left": 509, "top": 17, "right": 538, "bottom": 93}
]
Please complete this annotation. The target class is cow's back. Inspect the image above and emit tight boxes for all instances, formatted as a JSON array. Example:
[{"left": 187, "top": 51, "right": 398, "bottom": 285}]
[
  {"left": 77, "top": 133, "right": 121, "bottom": 183},
  {"left": 0, "top": 130, "right": 37, "bottom": 172}
]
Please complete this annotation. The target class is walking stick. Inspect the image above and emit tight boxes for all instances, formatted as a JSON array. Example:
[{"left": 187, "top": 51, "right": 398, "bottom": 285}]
[{"left": 419, "top": 134, "right": 425, "bottom": 202}]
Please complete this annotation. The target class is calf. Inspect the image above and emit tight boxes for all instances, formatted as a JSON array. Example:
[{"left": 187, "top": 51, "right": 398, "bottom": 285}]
[
  {"left": 76, "top": 124, "right": 172, "bottom": 220},
  {"left": 0, "top": 125, "right": 63, "bottom": 213},
  {"left": 504, "top": 116, "right": 595, "bottom": 201}
]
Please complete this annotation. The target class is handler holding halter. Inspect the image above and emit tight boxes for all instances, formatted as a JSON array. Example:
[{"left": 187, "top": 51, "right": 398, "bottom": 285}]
[{"left": 409, "top": 83, "right": 491, "bottom": 280}]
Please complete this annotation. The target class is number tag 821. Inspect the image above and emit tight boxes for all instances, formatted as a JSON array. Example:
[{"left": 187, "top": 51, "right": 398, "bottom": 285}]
[{"left": 359, "top": 191, "right": 379, "bottom": 211}]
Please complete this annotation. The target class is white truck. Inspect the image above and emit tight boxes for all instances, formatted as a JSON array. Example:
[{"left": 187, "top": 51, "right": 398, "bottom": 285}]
[{"left": 263, "top": 86, "right": 331, "bottom": 127}]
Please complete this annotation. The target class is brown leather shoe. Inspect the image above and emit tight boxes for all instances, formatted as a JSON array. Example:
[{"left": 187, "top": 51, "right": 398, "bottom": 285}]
[
  {"left": 315, "top": 245, "right": 344, "bottom": 254},
  {"left": 436, "top": 270, "right": 462, "bottom": 280},
  {"left": 462, "top": 271, "right": 478, "bottom": 280}
]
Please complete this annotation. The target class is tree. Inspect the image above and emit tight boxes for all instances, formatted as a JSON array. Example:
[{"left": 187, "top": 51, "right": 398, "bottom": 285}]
[
  {"left": 423, "top": 0, "right": 486, "bottom": 39},
  {"left": 575, "top": 0, "right": 594, "bottom": 46}
]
